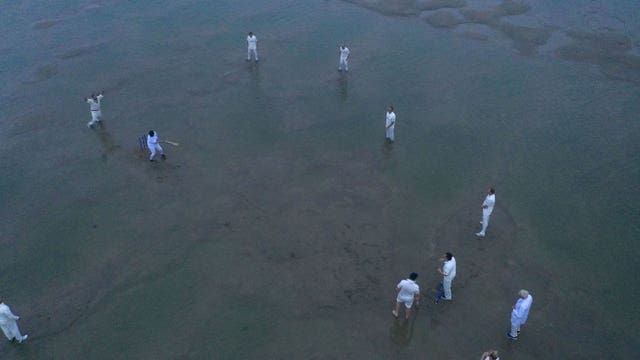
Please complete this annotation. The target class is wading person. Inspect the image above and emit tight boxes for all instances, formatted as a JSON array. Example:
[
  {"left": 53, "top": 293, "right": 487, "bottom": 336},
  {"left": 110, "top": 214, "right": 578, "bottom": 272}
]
[
  {"left": 0, "top": 298, "right": 28, "bottom": 343},
  {"left": 435, "top": 252, "right": 456, "bottom": 303},
  {"left": 507, "top": 289, "right": 533, "bottom": 340},
  {"left": 385, "top": 106, "right": 396, "bottom": 143},
  {"left": 392, "top": 272, "right": 420, "bottom": 319},
  {"left": 147, "top": 130, "right": 166, "bottom": 162},
  {"left": 246, "top": 32, "right": 258, "bottom": 62},
  {"left": 85, "top": 90, "right": 105, "bottom": 128},
  {"left": 476, "top": 188, "right": 496, "bottom": 237},
  {"left": 338, "top": 44, "right": 350, "bottom": 71}
]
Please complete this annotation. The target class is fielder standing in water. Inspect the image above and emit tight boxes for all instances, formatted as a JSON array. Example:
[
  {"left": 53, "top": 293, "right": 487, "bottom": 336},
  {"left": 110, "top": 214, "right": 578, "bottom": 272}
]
[
  {"left": 0, "top": 297, "right": 28, "bottom": 343},
  {"left": 338, "top": 44, "right": 350, "bottom": 72},
  {"left": 476, "top": 188, "right": 496, "bottom": 237},
  {"left": 85, "top": 90, "right": 105, "bottom": 128},
  {"left": 247, "top": 32, "right": 258, "bottom": 62},
  {"left": 147, "top": 130, "right": 166, "bottom": 162},
  {"left": 385, "top": 106, "right": 396, "bottom": 143}
]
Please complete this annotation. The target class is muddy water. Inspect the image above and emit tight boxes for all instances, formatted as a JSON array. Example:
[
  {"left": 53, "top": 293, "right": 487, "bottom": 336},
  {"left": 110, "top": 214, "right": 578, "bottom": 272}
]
[{"left": 0, "top": 0, "right": 638, "bottom": 358}]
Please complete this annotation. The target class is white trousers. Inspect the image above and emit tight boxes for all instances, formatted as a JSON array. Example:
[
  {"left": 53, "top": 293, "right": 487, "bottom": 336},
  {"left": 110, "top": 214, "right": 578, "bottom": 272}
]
[
  {"left": 339, "top": 58, "right": 348, "bottom": 71},
  {"left": 149, "top": 143, "right": 164, "bottom": 160},
  {"left": 443, "top": 278, "right": 453, "bottom": 299},
  {"left": 510, "top": 321, "right": 520, "bottom": 337},
  {"left": 386, "top": 126, "right": 395, "bottom": 141},
  {"left": 480, "top": 212, "right": 491, "bottom": 235},
  {"left": 0, "top": 320, "right": 24, "bottom": 341},
  {"left": 247, "top": 48, "right": 258, "bottom": 61},
  {"left": 88, "top": 110, "right": 102, "bottom": 126}
]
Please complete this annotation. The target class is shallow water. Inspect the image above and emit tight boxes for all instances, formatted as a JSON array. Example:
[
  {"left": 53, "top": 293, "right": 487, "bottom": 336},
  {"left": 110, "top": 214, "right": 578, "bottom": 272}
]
[{"left": 1, "top": 0, "right": 638, "bottom": 358}]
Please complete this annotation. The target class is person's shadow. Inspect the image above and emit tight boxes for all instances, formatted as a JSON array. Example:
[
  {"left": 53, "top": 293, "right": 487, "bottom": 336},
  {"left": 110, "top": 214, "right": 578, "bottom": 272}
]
[{"left": 389, "top": 307, "right": 419, "bottom": 346}]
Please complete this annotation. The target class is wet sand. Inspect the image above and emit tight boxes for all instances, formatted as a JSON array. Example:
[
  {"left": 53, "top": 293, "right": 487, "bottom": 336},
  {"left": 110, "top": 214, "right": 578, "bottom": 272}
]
[{"left": 0, "top": 0, "right": 639, "bottom": 358}]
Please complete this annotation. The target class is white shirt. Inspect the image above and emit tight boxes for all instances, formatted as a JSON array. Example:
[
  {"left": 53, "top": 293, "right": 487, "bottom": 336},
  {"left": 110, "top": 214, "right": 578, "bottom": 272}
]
[
  {"left": 339, "top": 46, "right": 350, "bottom": 60},
  {"left": 483, "top": 193, "right": 495, "bottom": 216},
  {"left": 247, "top": 35, "right": 257, "bottom": 49},
  {"left": 511, "top": 294, "right": 533, "bottom": 325},
  {"left": 396, "top": 279, "right": 419, "bottom": 302},
  {"left": 386, "top": 111, "right": 396, "bottom": 129},
  {"left": 147, "top": 132, "right": 159, "bottom": 148},
  {"left": 86, "top": 94, "right": 103, "bottom": 111},
  {"left": 442, "top": 257, "right": 456, "bottom": 281},
  {"left": 0, "top": 303, "right": 18, "bottom": 325}
]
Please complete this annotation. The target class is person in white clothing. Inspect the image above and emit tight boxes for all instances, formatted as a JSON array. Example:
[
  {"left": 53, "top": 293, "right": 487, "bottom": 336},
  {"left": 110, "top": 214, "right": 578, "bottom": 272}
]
[
  {"left": 476, "top": 188, "right": 496, "bottom": 237},
  {"left": 507, "top": 289, "right": 533, "bottom": 339},
  {"left": 85, "top": 90, "right": 105, "bottom": 128},
  {"left": 338, "top": 44, "right": 350, "bottom": 71},
  {"left": 436, "top": 252, "right": 456, "bottom": 302},
  {"left": 480, "top": 349, "right": 500, "bottom": 360},
  {"left": 392, "top": 272, "right": 420, "bottom": 319},
  {"left": 147, "top": 130, "right": 166, "bottom": 162},
  {"left": 0, "top": 298, "right": 28, "bottom": 343},
  {"left": 247, "top": 32, "right": 258, "bottom": 62},
  {"left": 385, "top": 106, "right": 396, "bottom": 143}
]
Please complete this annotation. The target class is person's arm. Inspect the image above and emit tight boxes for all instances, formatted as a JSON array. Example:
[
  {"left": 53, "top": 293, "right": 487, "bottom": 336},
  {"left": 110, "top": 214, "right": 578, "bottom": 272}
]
[
  {"left": 6, "top": 308, "right": 19, "bottom": 320},
  {"left": 414, "top": 292, "right": 420, "bottom": 305},
  {"left": 386, "top": 115, "right": 396, "bottom": 128}
]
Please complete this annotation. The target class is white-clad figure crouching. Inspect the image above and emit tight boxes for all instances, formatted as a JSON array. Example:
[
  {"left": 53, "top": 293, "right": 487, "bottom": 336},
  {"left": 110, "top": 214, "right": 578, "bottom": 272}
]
[
  {"left": 247, "top": 32, "right": 258, "bottom": 62},
  {"left": 385, "top": 106, "right": 396, "bottom": 143},
  {"left": 476, "top": 188, "right": 496, "bottom": 237},
  {"left": 338, "top": 44, "right": 350, "bottom": 71},
  {"left": 85, "top": 90, "right": 105, "bottom": 128},
  {"left": 0, "top": 298, "right": 28, "bottom": 343},
  {"left": 147, "top": 130, "right": 165, "bottom": 162},
  {"left": 392, "top": 272, "right": 420, "bottom": 320}
]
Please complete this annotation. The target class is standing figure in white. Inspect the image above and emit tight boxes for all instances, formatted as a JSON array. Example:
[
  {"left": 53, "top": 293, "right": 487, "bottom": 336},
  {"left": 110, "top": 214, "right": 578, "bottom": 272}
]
[
  {"left": 147, "top": 130, "right": 166, "bottom": 162},
  {"left": 0, "top": 298, "right": 28, "bottom": 343},
  {"left": 338, "top": 44, "right": 350, "bottom": 72},
  {"left": 247, "top": 32, "right": 258, "bottom": 62},
  {"left": 476, "top": 188, "right": 496, "bottom": 237},
  {"left": 385, "top": 106, "right": 396, "bottom": 143},
  {"left": 85, "top": 90, "right": 105, "bottom": 128}
]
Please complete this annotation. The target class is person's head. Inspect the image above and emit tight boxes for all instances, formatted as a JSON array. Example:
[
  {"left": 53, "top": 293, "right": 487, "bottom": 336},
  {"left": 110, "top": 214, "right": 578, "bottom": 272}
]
[
  {"left": 518, "top": 289, "right": 529, "bottom": 298},
  {"left": 445, "top": 252, "right": 453, "bottom": 260},
  {"left": 489, "top": 188, "right": 495, "bottom": 195},
  {"left": 248, "top": 31, "right": 253, "bottom": 36},
  {"left": 387, "top": 106, "right": 394, "bottom": 113},
  {"left": 341, "top": 43, "right": 346, "bottom": 48},
  {"left": 91, "top": 93, "right": 97, "bottom": 100},
  {"left": 148, "top": 130, "right": 155, "bottom": 137},
  {"left": 409, "top": 272, "right": 418, "bottom": 281},
  {"left": 487, "top": 350, "right": 499, "bottom": 359}
]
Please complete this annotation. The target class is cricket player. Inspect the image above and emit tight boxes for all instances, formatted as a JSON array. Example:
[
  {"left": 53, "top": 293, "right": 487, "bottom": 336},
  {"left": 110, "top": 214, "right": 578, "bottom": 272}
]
[
  {"left": 147, "top": 130, "right": 166, "bottom": 162},
  {"left": 386, "top": 106, "right": 396, "bottom": 142},
  {"left": 0, "top": 298, "right": 28, "bottom": 343},
  {"left": 338, "top": 44, "right": 350, "bottom": 71},
  {"left": 85, "top": 90, "right": 104, "bottom": 128},
  {"left": 247, "top": 32, "right": 258, "bottom": 62},
  {"left": 476, "top": 188, "right": 496, "bottom": 237}
]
